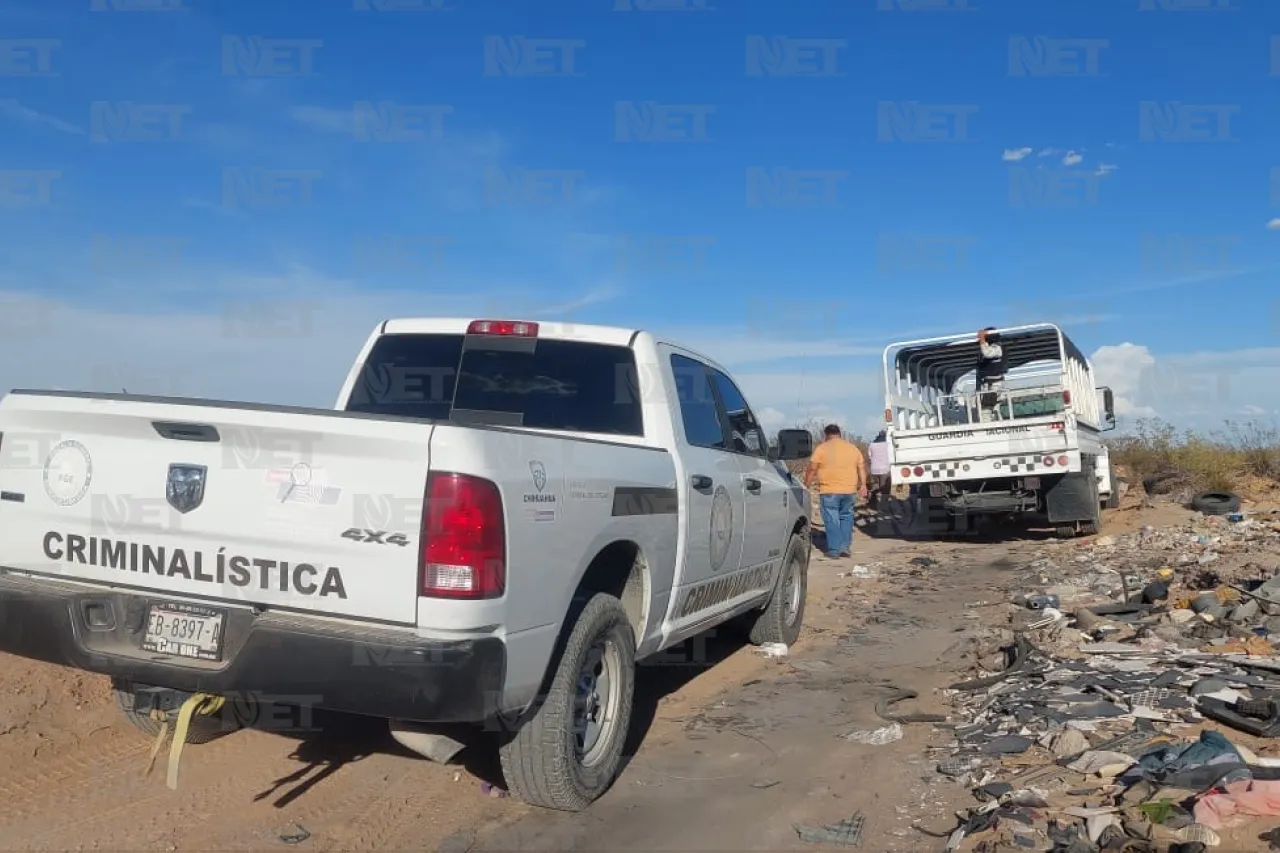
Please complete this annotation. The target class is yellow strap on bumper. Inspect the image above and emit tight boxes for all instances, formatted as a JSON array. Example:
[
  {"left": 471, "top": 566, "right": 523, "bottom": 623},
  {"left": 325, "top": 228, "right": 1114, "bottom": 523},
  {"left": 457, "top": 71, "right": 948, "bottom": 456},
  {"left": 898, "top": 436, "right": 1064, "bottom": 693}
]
[{"left": 151, "top": 692, "right": 225, "bottom": 790}]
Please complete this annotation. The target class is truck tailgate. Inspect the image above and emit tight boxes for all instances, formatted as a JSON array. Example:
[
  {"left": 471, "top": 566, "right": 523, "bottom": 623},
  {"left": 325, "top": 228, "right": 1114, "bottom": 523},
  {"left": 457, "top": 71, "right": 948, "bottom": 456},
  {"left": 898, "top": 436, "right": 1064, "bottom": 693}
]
[{"left": 0, "top": 393, "right": 434, "bottom": 625}]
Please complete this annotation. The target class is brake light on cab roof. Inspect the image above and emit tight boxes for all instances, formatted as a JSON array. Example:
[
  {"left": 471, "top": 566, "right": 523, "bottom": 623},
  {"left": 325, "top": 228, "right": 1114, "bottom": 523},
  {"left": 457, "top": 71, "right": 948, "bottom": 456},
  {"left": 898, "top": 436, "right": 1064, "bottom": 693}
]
[{"left": 467, "top": 320, "right": 538, "bottom": 337}]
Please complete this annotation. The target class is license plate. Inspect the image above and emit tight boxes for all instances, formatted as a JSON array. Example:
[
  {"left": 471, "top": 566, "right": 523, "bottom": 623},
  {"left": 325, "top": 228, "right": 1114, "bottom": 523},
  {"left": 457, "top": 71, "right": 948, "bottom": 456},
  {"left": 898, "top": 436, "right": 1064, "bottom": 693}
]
[
  {"left": 141, "top": 601, "right": 225, "bottom": 661},
  {"left": 1024, "top": 477, "right": 1041, "bottom": 489}
]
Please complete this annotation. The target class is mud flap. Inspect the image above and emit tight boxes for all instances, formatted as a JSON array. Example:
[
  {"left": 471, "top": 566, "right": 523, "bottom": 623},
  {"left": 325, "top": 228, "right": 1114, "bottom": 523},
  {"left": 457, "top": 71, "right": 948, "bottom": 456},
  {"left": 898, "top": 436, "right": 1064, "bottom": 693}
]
[{"left": 1045, "top": 466, "right": 1100, "bottom": 526}]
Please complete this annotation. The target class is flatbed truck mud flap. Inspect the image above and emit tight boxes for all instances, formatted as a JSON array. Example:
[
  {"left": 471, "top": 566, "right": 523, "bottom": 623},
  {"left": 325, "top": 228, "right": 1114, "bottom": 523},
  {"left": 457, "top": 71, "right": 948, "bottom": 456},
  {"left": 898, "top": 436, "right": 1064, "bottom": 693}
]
[{"left": 1045, "top": 467, "right": 1100, "bottom": 526}]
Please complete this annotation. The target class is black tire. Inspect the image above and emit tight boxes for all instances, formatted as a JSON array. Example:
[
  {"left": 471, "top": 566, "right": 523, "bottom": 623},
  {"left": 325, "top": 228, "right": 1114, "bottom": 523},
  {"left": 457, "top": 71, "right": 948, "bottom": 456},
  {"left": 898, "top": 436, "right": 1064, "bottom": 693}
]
[
  {"left": 1142, "top": 472, "right": 1179, "bottom": 496},
  {"left": 111, "top": 680, "right": 232, "bottom": 745},
  {"left": 499, "top": 593, "right": 635, "bottom": 812},
  {"left": 747, "top": 532, "right": 809, "bottom": 647},
  {"left": 1191, "top": 491, "right": 1241, "bottom": 516}
]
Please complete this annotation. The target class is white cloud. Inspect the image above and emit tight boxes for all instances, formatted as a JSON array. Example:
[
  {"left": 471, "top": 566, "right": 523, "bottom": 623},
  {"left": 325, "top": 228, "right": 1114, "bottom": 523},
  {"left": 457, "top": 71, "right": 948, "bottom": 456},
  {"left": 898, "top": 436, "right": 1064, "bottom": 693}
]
[
  {"left": 3, "top": 281, "right": 1272, "bottom": 442},
  {"left": 1002, "top": 147, "right": 1032, "bottom": 161},
  {"left": 0, "top": 99, "right": 84, "bottom": 136},
  {"left": 1095, "top": 163, "right": 1118, "bottom": 177},
  {"left": 1037, "top": 148, "right": 1059, "bottom": 158},
  {"left": 757, "top": 407, "right": 787, "bottom": 431},
  {"left": 1062, "top": 150, "right": 1084, "bottom": 166},
  {"left": 1089, "top": 342, "right": 1280, "bottom": 430},
  {"left": 1267, "top": 218, "right": 1280, "bottom": 231},
  {"left": 1091, "top": 343, "right": 1158, "bottom": 418}
]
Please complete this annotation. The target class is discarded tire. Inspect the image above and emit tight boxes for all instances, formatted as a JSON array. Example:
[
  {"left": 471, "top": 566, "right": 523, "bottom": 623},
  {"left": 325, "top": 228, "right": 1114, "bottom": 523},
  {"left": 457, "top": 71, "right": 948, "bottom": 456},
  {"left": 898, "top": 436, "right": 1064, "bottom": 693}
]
[
  {"left": 1190, "top": 491, "right": 1241, "bottom": 516},
  {"left": 1142, "top": 472, "right": 1180, "bottom": 495}
]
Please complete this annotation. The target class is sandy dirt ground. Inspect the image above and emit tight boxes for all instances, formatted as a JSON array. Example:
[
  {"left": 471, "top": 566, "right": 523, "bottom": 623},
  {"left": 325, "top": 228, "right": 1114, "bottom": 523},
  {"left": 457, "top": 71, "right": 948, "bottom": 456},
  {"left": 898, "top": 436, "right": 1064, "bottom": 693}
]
[{"left": 0, "top": 491, "right": 1264, "bottom": 852}]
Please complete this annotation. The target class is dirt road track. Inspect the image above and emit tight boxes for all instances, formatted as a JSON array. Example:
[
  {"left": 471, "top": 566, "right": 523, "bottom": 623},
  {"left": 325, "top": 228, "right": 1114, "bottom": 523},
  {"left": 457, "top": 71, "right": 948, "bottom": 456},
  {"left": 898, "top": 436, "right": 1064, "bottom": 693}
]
[{"left": 0, "top": 502, "right": 1140, "bottom": 852}]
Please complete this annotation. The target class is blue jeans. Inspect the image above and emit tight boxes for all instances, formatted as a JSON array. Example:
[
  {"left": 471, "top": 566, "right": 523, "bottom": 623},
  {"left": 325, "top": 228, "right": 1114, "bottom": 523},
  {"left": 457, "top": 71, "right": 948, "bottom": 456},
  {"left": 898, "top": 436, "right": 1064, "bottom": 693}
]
[{"left": 820, "top": 493, "right": 855, "bottom": 556}]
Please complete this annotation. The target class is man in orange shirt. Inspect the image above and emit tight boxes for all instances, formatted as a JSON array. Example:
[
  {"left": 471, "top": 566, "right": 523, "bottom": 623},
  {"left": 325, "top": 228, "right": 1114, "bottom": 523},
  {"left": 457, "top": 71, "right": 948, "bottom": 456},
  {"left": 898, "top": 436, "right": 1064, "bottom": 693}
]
[{"left": 804, "top": 424, "right": 868, "bottom": 559}]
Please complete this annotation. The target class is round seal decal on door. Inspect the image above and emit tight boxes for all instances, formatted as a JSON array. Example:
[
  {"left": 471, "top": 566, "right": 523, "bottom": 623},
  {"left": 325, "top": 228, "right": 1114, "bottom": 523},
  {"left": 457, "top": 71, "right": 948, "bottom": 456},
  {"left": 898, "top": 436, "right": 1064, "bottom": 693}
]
[
  {"left": 42, "top": 439, "right": 93, "bottom": 507},
  {"left": 709, "top": 485, "right": 733, "bottom": 572}
]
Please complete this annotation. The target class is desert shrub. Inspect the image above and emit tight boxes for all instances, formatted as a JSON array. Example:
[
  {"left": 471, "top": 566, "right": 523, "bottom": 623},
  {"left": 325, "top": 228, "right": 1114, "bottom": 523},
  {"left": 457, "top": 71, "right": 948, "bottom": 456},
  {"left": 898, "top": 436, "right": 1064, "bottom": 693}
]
[
  {"left": 1107, "top": 418, "right": 1178, "bottom": 481},
  {"left": 1107, "top": 417, "right": 1279, "bottom": 493},
  {"left": 1224, "top": 420, "right": 1280, "bottom": 479}
]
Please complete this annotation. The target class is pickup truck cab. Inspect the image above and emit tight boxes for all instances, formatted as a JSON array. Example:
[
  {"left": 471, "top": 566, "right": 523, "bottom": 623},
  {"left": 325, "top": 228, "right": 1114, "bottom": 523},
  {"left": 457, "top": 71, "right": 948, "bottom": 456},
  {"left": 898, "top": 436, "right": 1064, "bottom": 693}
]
[{"left": 0, "top": 318, "right": 813, "bottom": 811}]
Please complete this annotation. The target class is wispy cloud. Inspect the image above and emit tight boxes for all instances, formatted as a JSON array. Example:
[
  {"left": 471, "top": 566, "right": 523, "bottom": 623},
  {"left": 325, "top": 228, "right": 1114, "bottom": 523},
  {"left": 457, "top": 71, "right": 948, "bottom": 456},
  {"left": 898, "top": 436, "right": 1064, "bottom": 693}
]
[
  {"left": 1062, "top": 150, "right": 1083, "bottom": 166},
  {"left": 1095, "top": 163, "right": 1117, "bottom": 177},
  {"left": 535, "top": 284, "right": 624, "bottom": 316},
  {"left": 1267, "top": 218, "right": 1280, "bottom": 231},
  {"left": 290, "top": 105, "right": 353, "bottom": 135},
  {"left": 1002, "top": 147, "right": 1032, "bottom": 162},
  {"left": 0, "top": 100, "right": 84, "bottom": 136}
]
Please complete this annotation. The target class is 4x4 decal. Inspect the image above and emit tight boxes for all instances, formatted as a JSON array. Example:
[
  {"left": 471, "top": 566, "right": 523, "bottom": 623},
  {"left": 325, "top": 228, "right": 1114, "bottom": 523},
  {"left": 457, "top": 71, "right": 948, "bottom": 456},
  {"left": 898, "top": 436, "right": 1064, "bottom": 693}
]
[{"left": 341, "top": 528, "right": 411, "bottom": 547}]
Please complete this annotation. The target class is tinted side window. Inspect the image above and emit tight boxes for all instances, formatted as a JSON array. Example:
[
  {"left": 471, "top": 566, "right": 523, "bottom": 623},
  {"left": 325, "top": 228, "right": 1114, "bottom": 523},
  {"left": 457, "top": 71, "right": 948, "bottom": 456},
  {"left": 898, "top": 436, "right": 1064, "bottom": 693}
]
[
  {"left": 670, "top": 355, "right": 726, "bottom": 449},
  {"left": 709, "top": 369, "right": 767, "bottom": 457}
]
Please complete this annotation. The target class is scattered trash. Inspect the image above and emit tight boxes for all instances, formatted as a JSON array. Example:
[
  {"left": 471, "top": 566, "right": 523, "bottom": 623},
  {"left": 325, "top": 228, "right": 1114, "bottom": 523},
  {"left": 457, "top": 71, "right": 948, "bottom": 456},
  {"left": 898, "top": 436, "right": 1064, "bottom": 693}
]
[
  {"left": 795, "top": 811, "right": 866, "bottom": 847},
  {"left": 923, "top": 510, "right": 1280, "bottom": 850},
  {"left": 839, "top": 565, "right": 878, "bottom": 579},
  {"left": 757, "top": 643, "right": 789, "bottom": 658},
  {"left": 751, "top": 778, "right": 780, "bottom": 789},
  {"left": 278, "top": 824, "right": 310, "bottom": 845},
  {"left": 841, "top": 722, "right": 902, "bottom": 745},
  {"left": 479, "top": 781, "right": 508, "bottom": 798}
]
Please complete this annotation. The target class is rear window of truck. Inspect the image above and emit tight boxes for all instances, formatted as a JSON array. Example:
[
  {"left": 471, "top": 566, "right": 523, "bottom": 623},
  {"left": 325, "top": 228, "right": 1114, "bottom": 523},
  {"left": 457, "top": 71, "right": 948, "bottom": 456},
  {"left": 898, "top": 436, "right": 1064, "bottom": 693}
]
[{"left": 344, "top": 333, "right": 645, "bottom": 437}]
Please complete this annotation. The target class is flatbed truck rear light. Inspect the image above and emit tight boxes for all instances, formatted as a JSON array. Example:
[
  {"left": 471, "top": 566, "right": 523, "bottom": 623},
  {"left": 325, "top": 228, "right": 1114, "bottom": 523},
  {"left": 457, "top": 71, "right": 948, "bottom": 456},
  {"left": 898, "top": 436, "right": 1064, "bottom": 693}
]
[
  {"left": 420, "top": 472, "right": 506, "bottom": 599},
  {"left": 467, "top": 319, "right": 538, "bottom": 337}
]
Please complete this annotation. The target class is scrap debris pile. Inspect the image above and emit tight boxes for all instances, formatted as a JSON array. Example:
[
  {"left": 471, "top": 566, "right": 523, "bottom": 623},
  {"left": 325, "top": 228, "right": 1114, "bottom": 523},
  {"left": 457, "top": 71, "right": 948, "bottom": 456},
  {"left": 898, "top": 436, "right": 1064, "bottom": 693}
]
[{"left": 927, "top": 510, "right": 1280, "bottom": 852}]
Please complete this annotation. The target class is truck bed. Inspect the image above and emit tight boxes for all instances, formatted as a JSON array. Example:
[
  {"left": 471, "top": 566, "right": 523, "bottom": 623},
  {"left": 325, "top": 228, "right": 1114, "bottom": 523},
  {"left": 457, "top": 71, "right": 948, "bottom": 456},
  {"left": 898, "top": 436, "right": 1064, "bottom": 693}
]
[{"left": 0, "top": 390, "right": 435, "bottom": 625}]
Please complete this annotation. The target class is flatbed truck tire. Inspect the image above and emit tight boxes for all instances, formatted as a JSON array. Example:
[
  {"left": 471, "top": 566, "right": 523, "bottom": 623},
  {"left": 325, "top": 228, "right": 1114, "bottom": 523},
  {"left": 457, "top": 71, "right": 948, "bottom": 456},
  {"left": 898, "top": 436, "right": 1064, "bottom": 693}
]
[
  {"left": 499, "top": 593, "right": 635, "bottom": 812},
  {"left": 747, "top": 532, "right": 809, "bottom": 648}
]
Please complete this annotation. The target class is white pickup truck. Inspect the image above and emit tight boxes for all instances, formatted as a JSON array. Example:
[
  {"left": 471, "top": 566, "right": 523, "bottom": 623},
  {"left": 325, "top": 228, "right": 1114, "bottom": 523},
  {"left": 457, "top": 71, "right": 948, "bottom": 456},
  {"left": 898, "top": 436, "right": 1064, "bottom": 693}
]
[{"left": 0, "top": 318, "right": 813, "bottom": 811}]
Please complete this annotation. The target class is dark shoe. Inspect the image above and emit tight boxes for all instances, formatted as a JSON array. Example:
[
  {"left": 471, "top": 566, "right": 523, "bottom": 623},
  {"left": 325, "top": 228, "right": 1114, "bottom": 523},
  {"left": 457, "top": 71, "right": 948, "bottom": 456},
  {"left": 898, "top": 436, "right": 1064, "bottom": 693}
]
[
  {"left": 839, "top": 551, "right": 851, "bottom": 558},
  {"left": 825, "top": 551, "right": 840, "bottom": 559}
]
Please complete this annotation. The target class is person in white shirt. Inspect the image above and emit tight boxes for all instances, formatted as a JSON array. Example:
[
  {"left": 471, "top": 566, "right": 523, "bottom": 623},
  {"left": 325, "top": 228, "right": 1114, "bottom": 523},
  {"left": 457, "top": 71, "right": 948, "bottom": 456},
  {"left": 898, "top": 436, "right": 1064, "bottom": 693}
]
[
  {"left": 868, "top": 430, "right": 891, "bottom": 508},
  {"left": 976, "top": 327, "right": 1006, "bottom": 423}
]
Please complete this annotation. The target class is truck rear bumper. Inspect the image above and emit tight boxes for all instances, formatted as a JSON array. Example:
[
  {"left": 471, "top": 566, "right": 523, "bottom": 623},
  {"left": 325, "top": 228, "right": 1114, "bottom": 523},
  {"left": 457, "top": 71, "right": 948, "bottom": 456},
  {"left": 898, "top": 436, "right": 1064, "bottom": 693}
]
[{"left": 0, "top": 571, "right": 505, "bottom": 724}]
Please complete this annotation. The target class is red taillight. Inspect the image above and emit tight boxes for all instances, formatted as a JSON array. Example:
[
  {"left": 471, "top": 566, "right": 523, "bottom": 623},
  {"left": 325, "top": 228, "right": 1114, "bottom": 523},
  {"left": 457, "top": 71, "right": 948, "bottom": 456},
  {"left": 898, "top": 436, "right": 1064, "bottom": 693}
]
[
  {"left": 913, "top": 466, "right": 924, "bottom": 477},
  {"left": 467, "top": 319, "right": 538, "bottom": 337},
  {"left": 1043, "top": 456, "right": 1054, "bottom": 466},
  {"left": 1062, "top": 390, "right": 1071, "bottom": 405},
  {"left": 1057, "top": 455, "right": 1069, "bottom": 466},
  {"left": 884, "top": 408, "right": 892, "bottom": 423},
  {"left": 420, "top": 473, "right": 506, "bottom": 599},
  {"left": 900, "top": 466, "right": 911, "bottom": 477}
]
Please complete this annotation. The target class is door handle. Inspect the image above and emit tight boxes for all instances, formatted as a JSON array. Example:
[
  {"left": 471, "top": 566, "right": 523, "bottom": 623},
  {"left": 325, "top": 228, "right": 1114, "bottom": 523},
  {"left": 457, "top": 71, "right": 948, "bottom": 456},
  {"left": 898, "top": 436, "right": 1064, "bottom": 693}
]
[
  {"left": 691, "top": 474, "right": 713, "bottom": 490},
  {"left": 744, "top": 477, "right": 761, "bottom": 493}
]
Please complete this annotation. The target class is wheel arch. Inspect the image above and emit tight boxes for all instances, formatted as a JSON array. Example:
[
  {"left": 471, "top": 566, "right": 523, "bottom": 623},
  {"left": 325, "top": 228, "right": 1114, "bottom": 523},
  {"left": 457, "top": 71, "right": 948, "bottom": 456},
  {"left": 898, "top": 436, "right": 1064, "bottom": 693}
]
[{"left": 570, "top": 539, "right": 649, "bottom": 647}]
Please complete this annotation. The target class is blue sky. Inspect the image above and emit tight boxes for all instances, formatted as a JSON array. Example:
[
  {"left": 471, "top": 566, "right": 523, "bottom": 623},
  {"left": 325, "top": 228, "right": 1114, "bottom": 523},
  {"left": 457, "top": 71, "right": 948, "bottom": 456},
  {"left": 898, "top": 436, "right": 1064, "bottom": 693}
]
[{"left": 0, "top": 0, "right": 1277, "bottom": 436}]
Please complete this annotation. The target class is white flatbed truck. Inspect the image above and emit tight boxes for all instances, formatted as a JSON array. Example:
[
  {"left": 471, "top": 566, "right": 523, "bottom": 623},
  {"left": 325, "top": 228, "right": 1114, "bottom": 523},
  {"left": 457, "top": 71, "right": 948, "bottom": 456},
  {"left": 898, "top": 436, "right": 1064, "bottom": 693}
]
[{"left": 882, "top": 323, "right": 1117, "bottom": 537}]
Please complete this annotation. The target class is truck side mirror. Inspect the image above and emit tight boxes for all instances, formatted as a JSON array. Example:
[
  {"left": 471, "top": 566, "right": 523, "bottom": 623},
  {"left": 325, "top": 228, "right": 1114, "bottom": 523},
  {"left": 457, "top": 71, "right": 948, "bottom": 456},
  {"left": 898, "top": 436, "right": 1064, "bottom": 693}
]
[
  {"left": 1099, "top": 387, "right": 1117, "bottom": 431},
  {"left": 775, "top": 428, "right": 813, "bottom": 460}
]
